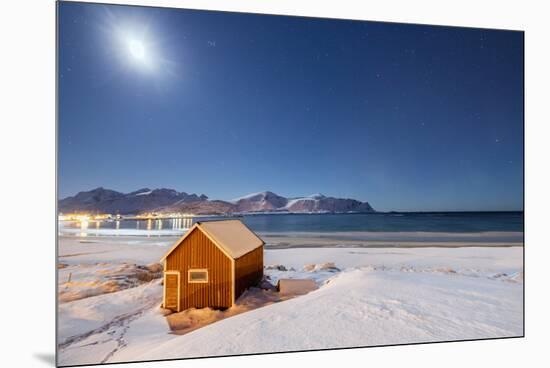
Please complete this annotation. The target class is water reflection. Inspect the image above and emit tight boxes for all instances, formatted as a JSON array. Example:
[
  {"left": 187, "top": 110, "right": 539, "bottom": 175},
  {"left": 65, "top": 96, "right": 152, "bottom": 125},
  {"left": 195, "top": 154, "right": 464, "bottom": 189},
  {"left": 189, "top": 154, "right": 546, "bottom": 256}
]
[
  {"left": 79, "top": 219, "right": 88, "bottom": 237},
  {"left": 171, "top": 217, "right": 192, "bottom": 230},
  {"left": 64, "top": 217, "right": 194, "bottom": 237}
]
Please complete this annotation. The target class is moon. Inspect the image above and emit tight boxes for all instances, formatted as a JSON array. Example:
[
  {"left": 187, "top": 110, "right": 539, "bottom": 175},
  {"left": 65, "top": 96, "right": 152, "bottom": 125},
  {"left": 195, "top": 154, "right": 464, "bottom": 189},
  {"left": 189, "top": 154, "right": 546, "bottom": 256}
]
[
  {"left": 111, "top": 25, "right": 161, "bottom": 73},
  {"left": 128, "top": 40, "right": 145, "bottom": 60}
]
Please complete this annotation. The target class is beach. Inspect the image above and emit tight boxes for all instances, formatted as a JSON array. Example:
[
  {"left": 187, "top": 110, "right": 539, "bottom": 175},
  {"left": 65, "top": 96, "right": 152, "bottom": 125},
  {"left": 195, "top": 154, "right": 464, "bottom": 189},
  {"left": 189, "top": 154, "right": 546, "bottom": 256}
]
[
  {"left": 57, "top": 231, "right": 523, "bottom": 365},
  {"left": 261, "top": 231, "right": 523, "bottom": 248}
]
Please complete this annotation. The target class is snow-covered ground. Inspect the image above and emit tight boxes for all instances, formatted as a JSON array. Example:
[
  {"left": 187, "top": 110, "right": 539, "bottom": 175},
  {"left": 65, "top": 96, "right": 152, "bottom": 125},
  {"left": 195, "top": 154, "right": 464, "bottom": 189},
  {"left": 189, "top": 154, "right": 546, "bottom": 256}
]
[{"left": 57, "top": 235, "right": 523, "bottom": 366}]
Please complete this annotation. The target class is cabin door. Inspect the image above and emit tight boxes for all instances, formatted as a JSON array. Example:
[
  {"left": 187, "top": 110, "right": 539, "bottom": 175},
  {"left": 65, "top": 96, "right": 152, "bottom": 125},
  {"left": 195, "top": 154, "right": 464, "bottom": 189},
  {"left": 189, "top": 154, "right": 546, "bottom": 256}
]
[{"left": 164, "top": 271, "right": 180, "bottom": 311}]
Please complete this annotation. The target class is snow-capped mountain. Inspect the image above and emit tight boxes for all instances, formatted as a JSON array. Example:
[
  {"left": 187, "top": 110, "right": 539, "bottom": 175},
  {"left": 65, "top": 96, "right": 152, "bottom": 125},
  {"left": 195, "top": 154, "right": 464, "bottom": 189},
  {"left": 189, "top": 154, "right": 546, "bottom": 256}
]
[
  {"left": 58, "top": 187, "right": 207, "bottom": 214},
  {"left": 59, "top": 188, "right": 374, "bottom": 215},
  {"left": 234, "top": 191, "right": 374, "bottom": 213},
  {"left": 233, "top": 191, "right": 288, "bottom": 212}
]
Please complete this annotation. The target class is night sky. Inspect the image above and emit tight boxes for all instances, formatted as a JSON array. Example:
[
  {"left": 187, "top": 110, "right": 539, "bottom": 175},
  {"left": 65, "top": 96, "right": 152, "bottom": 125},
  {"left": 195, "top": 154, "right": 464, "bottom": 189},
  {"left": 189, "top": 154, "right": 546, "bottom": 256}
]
[{"left": 58, "top": 2, "right": 524, "bottom": 212}]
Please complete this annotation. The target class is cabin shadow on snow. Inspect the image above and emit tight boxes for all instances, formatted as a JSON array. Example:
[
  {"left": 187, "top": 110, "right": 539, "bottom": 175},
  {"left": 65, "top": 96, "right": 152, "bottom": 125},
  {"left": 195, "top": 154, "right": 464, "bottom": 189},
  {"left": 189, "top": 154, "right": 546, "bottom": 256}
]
[{"left": 164, "top": 275, "right": 316, "bottom": 335}]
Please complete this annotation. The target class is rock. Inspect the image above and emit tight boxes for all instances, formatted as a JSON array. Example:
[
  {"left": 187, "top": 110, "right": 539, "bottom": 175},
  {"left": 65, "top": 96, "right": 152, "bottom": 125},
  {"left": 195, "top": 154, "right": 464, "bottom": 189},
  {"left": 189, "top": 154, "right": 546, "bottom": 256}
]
[
  {"left": 259, "top": 277, "right": 277, "bottom": 291},
  {"left": 146, "top": 263, "right": 163, "bottom": 273},
  {"left": 303, "top": 262, "right": 340, "bottom": 272},
  {"left": 265, "top": 264, "right": 288, "bottom": 271},
  {"left": 316, "top": 262, "right": 340, "bottom": 272}
]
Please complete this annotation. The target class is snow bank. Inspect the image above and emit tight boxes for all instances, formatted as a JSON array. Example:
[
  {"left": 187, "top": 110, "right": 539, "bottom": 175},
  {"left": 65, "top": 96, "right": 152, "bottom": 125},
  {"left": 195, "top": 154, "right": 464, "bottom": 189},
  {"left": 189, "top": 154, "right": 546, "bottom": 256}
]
[
  {"left": 58, "top": 280, "right": 164, "bottom": 346},
  {"left": 135, "top": 266, "right": 522, "bottom": 360},
  {"left": 57, "top": 237, "right": 523, "bottom": 366}
]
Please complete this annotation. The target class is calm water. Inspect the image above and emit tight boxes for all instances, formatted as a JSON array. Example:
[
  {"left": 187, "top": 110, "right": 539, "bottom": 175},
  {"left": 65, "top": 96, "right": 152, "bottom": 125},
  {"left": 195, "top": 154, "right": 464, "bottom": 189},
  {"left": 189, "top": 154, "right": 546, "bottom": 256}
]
[
  {"left": 61, "top": 212, "right": 523, "bottom": 235},
  {"left": 232, "top": 212, "right": 524, "bottom": 233}
]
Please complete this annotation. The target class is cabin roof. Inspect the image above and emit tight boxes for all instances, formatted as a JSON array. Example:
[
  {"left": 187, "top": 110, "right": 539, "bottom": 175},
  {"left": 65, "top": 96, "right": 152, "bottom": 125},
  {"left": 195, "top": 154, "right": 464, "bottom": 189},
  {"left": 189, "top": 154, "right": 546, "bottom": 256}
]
[{"left": 160, "top": 219, "right": 264, "bottom": 261}]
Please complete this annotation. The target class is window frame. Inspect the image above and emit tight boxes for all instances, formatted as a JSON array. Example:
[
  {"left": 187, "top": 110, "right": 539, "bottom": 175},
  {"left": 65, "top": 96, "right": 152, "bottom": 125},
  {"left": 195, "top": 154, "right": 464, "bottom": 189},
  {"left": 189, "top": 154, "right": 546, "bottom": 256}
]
[{"left": 188, "top": 268, "right": 209, "bottom": 283}]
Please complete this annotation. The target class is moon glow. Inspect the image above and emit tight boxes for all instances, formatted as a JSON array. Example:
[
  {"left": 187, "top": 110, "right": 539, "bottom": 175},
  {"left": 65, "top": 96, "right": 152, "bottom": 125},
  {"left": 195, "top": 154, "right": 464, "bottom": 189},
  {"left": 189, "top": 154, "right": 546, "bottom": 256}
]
[{"left": 128, "top": 40, "right": 145, "bottom": 60}]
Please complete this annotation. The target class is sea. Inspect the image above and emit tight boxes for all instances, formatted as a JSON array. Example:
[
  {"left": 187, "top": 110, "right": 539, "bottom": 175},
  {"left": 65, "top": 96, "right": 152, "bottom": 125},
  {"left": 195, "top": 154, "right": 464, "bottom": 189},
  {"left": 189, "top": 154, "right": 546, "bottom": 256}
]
[{"left": 59, "top": 212, "right": 524, "bottom": 237}]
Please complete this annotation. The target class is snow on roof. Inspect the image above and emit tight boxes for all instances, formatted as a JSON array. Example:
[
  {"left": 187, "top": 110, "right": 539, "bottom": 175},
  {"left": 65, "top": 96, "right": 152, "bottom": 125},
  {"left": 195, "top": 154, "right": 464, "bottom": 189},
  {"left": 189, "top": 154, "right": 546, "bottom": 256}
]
[
  {"left": 198, "top": 220, "right": 264, "bottom": 259},
  {"left": 160, "top": 219, "right": 264, "bottom": 261}
]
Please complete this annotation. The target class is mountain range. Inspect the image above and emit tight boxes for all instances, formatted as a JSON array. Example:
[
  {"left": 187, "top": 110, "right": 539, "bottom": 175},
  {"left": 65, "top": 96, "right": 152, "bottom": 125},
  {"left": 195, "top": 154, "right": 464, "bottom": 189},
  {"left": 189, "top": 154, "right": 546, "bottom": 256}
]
[{"left": 58, "top": 187, "right": 374, "bottom": 215}]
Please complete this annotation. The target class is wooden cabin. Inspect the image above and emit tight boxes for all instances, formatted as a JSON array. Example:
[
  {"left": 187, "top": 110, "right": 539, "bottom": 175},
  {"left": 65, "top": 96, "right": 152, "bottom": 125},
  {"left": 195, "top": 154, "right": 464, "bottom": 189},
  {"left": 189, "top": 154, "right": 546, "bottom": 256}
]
[{"left": 160, "top": 219, "right": 264, "bottom": 311}]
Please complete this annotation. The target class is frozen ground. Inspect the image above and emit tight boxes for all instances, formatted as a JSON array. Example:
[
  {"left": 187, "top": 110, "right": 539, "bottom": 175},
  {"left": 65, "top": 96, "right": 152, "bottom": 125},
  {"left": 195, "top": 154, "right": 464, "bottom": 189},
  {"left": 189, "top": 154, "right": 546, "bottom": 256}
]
[{"left": 57, "top": 235, "right": 523, "bottom": 366}]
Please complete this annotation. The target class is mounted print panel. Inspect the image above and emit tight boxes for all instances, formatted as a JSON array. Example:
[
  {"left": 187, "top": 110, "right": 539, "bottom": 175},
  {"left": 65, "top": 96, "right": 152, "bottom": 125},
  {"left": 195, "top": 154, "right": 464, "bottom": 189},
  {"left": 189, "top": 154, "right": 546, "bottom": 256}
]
[{"left": 56, "top": 1, "right": 524, "bottom": 366}]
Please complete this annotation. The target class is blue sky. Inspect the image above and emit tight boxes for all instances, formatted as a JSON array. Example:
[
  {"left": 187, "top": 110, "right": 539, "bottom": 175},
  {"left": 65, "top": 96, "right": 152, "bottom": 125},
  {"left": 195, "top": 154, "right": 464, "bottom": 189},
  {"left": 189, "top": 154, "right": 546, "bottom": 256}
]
[{"left": 58, "top": 2, "right": 524, "bottom": 212}]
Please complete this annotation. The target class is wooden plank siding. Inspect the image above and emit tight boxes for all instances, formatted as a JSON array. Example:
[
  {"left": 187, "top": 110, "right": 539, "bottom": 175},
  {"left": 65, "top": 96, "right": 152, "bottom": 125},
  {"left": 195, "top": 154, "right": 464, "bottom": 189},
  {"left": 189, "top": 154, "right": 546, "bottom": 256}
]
[
  {"left": 234, "top": 245, "right": 264, "bottom": 301},
  {"left": 165, "top": 228, "right": 233, "bottom": 310},
  {"left": 163, "top": 272, "right": 180, "bottom": 310}
]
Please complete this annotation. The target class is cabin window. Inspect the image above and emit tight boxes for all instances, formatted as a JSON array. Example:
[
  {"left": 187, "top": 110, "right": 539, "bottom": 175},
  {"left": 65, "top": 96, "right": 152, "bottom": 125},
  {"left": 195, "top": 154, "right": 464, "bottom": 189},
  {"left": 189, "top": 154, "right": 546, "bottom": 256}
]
[{"left": 188, "top": 269, "right": 208, "bottom": 283}]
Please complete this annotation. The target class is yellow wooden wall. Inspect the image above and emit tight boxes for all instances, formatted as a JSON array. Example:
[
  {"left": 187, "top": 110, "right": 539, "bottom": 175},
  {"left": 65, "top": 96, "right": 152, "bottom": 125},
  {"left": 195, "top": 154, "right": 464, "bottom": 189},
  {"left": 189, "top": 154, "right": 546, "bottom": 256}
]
[
  {"left": 165, "top": 228, "right": 233, "bottom": 310},
  {"left": 234, "top": 245, "right": 264, "bottom": 301}
]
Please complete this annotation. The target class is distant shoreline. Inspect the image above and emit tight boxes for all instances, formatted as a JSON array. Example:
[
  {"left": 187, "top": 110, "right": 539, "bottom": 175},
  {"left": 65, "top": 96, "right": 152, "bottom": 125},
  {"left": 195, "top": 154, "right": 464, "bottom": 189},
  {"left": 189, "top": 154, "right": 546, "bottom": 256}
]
[
  {"left": 260, "top": 230, "right": 523, "bottom": 249},
  {"left": 58, "top": 210, "right": 524, "bottom": 217},
  {"left": 264, "top": 241, "right": 524, "bottom": 249}
]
